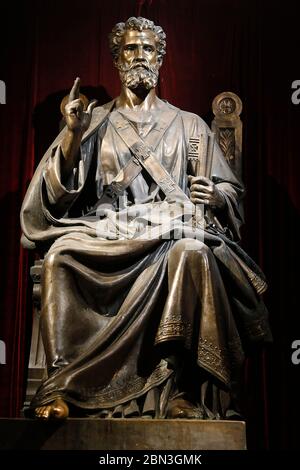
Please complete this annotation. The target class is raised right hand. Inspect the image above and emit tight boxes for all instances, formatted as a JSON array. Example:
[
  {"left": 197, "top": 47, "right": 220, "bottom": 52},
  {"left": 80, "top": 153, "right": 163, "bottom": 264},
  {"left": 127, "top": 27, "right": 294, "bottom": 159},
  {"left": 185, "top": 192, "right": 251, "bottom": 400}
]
[{"left": 64, "top": 77, "right": 97, "bottom": 134}]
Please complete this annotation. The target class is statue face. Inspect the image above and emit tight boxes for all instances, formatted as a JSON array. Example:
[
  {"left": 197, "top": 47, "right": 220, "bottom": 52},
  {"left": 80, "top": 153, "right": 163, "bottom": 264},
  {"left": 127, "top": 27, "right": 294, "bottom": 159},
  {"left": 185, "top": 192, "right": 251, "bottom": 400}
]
[
  {"left": 119, "top": 30, "right": 158, "bottom": 67},
  {"left": 116, "top": 30, "right": 160, "bottom": 90}
]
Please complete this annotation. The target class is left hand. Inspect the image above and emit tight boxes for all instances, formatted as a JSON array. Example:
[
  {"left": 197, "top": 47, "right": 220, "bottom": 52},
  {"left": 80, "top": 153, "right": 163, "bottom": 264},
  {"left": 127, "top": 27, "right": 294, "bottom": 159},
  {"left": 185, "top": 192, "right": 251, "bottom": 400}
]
[{"left": 189, "top": 175, "right": 225, "bottom": 209}]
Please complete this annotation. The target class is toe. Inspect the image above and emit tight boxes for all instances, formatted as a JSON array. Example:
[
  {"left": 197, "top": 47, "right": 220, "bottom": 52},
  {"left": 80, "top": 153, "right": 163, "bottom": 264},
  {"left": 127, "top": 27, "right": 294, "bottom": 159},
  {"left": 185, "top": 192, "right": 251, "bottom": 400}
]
[
  {"left": 51, "top": 399, "right": 69, "bottom": 419},
  {"left": 42, "top": 406, "right": 51, "bottom": 419},
  {"left": 35, "top": 406, "right": 46, "bottom": 418}
]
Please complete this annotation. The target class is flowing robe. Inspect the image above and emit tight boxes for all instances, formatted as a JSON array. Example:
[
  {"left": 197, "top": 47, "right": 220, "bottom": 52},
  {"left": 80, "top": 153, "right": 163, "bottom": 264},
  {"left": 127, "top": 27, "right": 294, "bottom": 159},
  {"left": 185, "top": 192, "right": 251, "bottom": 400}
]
[{"left": 21, "top": 97, "right": 271, "bottom": 417}]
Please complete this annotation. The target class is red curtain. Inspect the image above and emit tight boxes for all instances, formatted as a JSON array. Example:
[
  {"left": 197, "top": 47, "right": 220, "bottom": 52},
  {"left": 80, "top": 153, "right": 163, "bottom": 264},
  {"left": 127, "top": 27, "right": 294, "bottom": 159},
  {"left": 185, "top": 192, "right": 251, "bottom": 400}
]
[{"left": 0, "top": 0, "right": 299, "bottom": 449}]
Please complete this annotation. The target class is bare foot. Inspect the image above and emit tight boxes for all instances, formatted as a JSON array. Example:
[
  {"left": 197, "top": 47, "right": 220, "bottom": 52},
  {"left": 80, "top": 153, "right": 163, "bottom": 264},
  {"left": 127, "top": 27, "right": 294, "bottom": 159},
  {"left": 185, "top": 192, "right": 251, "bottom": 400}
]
[{"left": 34, "top": 398, "right": 69, "bottom": 420}]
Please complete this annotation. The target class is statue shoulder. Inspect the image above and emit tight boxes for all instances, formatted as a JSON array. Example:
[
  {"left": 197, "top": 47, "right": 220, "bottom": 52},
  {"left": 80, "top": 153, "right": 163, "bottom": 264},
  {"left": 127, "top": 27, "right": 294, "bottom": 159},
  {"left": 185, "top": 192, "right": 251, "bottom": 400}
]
[
  {"left": 180, "top": 109, "right": 210, "bottom": 139},
  {"left": 81, "top": 100, "right": 115, "bottom": 141},
  {"left": 180, "top": 110, "right": 209, "bottom": 131},
  {"left": 162, "top": 100, "right": 210, "bottom": 135},
  {"left": 91, "top": 100, "right": 115, "bottom": 120},
  {"left": 94, "top": 99, "right": 115, "bottom": 112}
]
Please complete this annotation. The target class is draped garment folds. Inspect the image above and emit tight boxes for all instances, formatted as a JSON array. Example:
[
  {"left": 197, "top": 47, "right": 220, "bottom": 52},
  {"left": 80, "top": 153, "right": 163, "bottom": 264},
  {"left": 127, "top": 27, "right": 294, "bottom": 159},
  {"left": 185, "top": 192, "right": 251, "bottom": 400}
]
[{"left": 21, "top": 97, "right": 272, "bottom": 418}]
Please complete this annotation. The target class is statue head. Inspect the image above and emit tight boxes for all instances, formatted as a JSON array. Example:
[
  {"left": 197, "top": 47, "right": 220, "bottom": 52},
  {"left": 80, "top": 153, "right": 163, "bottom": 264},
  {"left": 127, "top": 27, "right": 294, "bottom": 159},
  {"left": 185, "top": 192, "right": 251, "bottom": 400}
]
[{"left": 109, "top": 17, "right": 166, "bottom": 90}]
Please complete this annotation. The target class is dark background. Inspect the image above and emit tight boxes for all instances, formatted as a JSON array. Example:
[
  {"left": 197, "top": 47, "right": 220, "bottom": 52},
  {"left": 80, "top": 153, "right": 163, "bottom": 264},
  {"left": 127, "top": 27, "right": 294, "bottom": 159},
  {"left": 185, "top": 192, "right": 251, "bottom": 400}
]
[{"left": 1, "top": 0, "right": 300, "bottom": 449}]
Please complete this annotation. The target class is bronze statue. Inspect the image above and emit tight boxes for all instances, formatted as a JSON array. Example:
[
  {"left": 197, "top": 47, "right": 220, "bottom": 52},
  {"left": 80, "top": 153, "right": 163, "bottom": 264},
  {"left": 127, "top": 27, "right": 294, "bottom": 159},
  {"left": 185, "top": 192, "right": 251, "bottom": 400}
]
[{"left": 21, "top": 17, "right": 271, "bottom": 420}]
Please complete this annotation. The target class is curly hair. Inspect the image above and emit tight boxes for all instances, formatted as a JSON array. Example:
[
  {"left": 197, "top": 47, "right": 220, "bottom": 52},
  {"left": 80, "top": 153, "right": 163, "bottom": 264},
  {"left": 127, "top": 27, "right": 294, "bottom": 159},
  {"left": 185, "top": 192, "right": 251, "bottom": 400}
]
[{"left": 109, "top": 16, "right": 166, "bottom": 64}]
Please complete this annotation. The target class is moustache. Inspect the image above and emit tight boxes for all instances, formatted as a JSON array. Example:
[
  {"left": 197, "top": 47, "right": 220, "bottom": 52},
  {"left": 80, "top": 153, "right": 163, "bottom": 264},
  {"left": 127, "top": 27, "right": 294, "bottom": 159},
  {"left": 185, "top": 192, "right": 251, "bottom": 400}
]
[
  {"left": 130, "top": 62, "right": 150, "bottom": 70},
  {"left": 117, "top": 61, "right": 157, "bottom": 73}
]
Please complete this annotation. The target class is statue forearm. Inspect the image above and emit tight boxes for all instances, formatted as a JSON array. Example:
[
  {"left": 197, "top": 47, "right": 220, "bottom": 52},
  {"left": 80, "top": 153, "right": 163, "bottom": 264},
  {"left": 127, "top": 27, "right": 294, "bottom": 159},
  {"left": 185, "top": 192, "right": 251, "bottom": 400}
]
[
  {"left": 59, "top": 78, "right": 97, "bottom": 179},
  {"left": 60, "top": 130, "right": 82, "bottom": 178}
]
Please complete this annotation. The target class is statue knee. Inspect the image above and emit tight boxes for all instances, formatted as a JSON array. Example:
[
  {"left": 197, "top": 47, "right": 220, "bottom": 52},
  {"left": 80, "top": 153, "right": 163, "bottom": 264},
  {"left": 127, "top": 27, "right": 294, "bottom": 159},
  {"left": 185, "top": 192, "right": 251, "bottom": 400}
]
[
  {"left": 43, "top": 249, "right": 63, "bottom": 274},
  {"left": 172, "top": 238, "right": 210, "bottom": 255}
]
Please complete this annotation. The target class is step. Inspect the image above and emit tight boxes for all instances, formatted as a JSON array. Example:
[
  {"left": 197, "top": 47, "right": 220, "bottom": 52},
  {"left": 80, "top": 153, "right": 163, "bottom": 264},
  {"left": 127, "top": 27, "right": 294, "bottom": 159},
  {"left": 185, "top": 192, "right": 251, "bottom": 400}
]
[{"left": 0, "top": 418, "right": 246, "bottom": 450}]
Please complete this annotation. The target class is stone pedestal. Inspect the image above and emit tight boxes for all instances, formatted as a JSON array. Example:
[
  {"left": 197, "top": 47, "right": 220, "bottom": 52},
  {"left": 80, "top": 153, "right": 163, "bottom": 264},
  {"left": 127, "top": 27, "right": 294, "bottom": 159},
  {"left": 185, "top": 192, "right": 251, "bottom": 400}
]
[{"left": 0, "top": 418, "right": 246, "bottom": 450}]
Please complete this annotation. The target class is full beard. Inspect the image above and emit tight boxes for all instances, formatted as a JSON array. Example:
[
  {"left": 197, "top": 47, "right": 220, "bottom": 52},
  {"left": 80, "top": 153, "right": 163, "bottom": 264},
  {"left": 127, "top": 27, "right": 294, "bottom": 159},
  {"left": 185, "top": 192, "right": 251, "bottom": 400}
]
[{"left": 117, "top": 63, "right": 159, "bottom": 90}]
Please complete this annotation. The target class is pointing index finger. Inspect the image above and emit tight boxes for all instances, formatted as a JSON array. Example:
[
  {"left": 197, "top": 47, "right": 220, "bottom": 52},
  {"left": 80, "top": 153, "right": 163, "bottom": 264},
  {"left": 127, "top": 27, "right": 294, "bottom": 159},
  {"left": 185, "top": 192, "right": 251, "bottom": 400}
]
[{"left": 69, "top": 77, "right": 81, "bottom": 102}]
